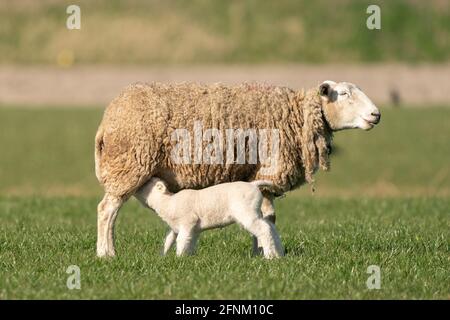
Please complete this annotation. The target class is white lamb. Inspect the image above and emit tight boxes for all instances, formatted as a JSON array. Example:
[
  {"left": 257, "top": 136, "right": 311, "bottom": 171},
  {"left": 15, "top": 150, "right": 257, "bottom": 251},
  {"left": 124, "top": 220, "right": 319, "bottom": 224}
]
[{"left": 135, "top": 178, "right": 285, "bottom": 259}]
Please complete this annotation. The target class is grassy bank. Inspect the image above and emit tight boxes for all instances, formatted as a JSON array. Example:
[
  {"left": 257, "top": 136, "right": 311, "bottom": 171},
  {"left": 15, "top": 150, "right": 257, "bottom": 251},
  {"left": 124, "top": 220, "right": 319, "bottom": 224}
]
[{"left": 1, "top": 0, "right": 449, "bottom": 65}]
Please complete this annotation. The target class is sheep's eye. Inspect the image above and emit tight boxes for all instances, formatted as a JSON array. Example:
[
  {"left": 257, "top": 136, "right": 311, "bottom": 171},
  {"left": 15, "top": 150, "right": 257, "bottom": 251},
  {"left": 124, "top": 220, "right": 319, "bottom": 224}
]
[{"left": 339, "top": 91, "right": 348, "bottom": 96}]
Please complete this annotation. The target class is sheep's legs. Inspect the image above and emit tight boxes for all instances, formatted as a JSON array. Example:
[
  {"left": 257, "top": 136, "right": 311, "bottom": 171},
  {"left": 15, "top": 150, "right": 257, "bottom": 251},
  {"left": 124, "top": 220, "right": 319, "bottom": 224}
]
[
  {"left": 253, "top": 194, "right": 276, "bottom": 256},
  {"left": 176, "top": 228, "right": 198, "bottom": 256},
  {"left": 244, "top": 217, "right": 284, "bottom": 259},
  {"left": 163, "top": 230, "right": 177, "bottom": 255},
  {"left": 97, "top": 193, "right": 124, "bottom": 257},
  {"left": 266, "top": 220, "right": 284, "bottom": 257}
]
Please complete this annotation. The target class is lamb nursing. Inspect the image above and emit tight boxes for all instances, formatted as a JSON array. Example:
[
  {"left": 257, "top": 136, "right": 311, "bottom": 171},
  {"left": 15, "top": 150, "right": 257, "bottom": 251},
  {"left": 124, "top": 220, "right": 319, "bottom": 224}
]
[
  {"left": 95, "top": 80, "right": 381, "bottom": 257},
  {"left": 135, "top": 178, "right": 285, "bottom": 259}
]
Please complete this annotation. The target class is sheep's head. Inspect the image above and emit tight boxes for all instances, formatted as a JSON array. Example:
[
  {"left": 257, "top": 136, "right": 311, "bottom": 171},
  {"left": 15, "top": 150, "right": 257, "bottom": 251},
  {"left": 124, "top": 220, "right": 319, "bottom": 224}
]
[
  {"left": 319, "top": 80, "right": 380, "bottom": 131},
  {"left": 135, "top": 177, "right": 169, "bottom": 209}
]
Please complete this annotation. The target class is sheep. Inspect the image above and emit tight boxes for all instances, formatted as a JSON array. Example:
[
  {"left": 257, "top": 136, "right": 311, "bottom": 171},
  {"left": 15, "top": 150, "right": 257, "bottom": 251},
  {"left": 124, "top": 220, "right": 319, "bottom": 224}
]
[
  {"left": 95, "top": 80, "right": 380, "bottom": 257},
  {"left": 135, "top": 178, "right": 284, "bottom": 259}
]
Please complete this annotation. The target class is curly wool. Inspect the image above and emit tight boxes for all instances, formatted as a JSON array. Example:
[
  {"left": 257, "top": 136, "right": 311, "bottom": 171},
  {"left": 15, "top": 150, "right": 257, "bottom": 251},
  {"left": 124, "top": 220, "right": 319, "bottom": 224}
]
[{"left": 95, "top": 82, "right": 333, "bottom": 198}]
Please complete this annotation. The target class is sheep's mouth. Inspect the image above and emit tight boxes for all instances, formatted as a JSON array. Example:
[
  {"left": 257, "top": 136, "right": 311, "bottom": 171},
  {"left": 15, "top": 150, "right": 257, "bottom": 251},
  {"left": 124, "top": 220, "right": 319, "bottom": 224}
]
[
  {"left": 363, "top": 113, "right": 381, "bottom": 125},
  {"left": 365, "top": 120, "right": 376, "bottom": 127},
  {"left": 362, "top": 117, "right": 379, "bottom": 129}
]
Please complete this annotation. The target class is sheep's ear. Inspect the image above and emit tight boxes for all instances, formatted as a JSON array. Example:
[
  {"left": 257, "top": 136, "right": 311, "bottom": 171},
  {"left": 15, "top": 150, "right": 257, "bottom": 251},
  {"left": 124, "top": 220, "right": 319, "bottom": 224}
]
[
  {"left": 319, "top": 80, "right": 337, "bottom": 100},
  {"left": 319, "top": 83, "right": 331, "bottom": 97}
]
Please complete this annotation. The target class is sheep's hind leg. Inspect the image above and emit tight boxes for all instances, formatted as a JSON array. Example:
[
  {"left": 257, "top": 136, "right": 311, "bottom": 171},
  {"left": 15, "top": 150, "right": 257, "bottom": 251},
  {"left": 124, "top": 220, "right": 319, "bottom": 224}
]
[
  {"left": 266, "top": 220, "right": 284, "bottom": 257},
  {"left": 162, "top": 230, "right": 177, "bottom": 255},
  {"left": 244, "top": 217, "right": 283, "bottom": 259},
  {"left": 253, "top": 194, "right": 276, "bottom": 256},
  {"left": 97, "top": 193, "right": 124, "bottom": 257}
]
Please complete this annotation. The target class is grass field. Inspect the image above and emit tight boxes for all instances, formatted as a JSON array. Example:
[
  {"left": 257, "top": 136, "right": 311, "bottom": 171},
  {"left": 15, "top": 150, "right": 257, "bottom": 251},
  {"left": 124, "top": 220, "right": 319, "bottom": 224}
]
[
  {"left": 0, "top": 106, "right": 449, "bottom": 299},
  {"left": 1, "top": 0, "right": 449, "bottom": 65},
  {"left": 0, "top": 197, "right": 448, "bottom": 299}
]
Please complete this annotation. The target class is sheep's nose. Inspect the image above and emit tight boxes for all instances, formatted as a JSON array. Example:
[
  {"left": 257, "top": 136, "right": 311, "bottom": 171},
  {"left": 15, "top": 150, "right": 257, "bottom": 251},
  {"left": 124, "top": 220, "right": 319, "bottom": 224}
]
[{"left": 371, "top": 111, "right": 381, "bottom": 124}]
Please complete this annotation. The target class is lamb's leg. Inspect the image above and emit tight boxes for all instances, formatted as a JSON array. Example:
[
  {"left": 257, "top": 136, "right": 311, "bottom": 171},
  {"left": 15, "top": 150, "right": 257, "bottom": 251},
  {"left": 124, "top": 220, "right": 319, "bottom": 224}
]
[
  {"left": 266, "top": 220, "right": 284, "bottom": 257},
  {"left": 97, "top": 193, "right": 124, "bottom": 257},
  {"left": 162, "top": 230, "right": 177, "bottom": 255},
  {"left": 175, "top": 227, "right": 197, "bottom": 256},
  {"left": 254, "top": 219, "right": 284, "bottom": 259},
  {"left": 243, "top": 217, "right": 284, "bottom": 259},
  {"left": 188, "top": 232, "right": 200, "bottom": 255},
  {"left": 253, "top": 193, "right": 276, "bottom": 256}
]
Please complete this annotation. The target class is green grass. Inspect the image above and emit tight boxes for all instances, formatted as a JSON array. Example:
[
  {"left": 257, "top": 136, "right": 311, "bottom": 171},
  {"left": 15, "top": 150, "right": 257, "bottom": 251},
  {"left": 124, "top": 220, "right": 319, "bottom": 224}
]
[
  {"left": 0, "top": 106, "right": 449, "bottom": 299},
  {"left": 1, "top": 0, "right": 449, "bottom": 65},
  {"left": 0, "top": 196, "right": 448, "bottom": 299}
]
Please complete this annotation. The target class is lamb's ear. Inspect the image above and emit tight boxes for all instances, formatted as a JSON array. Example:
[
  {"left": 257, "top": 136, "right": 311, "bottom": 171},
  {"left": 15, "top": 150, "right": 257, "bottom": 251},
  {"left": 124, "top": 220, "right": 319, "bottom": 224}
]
[{"left": 156, "top": 181, "right": 166, "bottom": 192}]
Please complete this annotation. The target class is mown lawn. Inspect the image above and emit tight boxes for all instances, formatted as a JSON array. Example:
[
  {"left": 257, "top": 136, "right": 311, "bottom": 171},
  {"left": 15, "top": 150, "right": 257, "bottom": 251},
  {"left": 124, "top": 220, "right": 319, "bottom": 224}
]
[
  {"left": 0, "top": 196, "right": 448, "bottom": 299},
  {"left": 0, "top": 106, "right": 449, "bottom": 299}
]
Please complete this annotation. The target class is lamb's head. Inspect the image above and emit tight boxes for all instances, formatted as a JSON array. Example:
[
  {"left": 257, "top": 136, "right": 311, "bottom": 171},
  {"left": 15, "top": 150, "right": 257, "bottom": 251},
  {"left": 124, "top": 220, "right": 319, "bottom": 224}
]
[
  {"left": 135, "top": 177, "right": 169, "bottom": 209},
  {"left": 319, "top": 80, "right": 380, "bottom": 131}
]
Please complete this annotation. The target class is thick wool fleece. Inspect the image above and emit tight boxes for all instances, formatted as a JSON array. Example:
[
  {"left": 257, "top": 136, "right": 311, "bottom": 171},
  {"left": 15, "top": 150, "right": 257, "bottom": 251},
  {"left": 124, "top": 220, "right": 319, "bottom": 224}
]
[{"left": 95, "top": 82, "right": 333, "bottom": 198}]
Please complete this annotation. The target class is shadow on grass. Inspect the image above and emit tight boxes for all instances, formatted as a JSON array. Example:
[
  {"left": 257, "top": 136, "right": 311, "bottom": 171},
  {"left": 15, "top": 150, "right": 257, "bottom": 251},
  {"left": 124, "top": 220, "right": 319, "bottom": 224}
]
[{"left": 283, "top": 243, "right": 307, "bottom": 257}]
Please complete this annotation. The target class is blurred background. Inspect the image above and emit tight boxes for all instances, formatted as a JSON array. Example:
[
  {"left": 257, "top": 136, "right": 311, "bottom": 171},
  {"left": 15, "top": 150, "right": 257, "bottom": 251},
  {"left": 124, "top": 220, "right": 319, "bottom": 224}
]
[{"left": 0, "top": 0, "right": 449, "bottom": 197}]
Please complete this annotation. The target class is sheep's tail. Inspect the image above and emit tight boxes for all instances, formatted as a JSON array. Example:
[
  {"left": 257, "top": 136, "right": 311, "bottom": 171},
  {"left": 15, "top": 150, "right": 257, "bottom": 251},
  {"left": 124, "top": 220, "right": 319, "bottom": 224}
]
[
  {"left": 94, "top": 127, "right": 105, "bottom": 183},
  {"left": 250, "top": 180, "right": 274, "bottom": 188}
]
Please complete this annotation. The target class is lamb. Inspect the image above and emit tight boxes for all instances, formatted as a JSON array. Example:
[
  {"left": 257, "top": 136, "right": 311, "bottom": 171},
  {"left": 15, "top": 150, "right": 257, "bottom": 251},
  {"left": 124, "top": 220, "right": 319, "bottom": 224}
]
[
  {"left": 135, "top": 178, "right": 285, "bottom": 259},
  {"left": 95, "top": 80, "right": 381, "bottom": 257}
]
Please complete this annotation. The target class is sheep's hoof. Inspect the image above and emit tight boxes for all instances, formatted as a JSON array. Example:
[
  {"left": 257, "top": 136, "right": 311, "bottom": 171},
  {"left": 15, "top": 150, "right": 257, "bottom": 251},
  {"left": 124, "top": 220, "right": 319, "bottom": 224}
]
[
  {"left": 96, "top": 248, "right": 116, "bottom": 258},
  {"left": 97, "top": 253, "right": 116, "bottom": 259}
]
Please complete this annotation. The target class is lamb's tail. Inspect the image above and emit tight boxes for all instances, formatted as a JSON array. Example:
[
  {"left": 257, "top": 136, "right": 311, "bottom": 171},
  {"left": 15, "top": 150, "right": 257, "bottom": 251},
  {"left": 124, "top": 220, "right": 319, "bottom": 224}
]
[
  {"left": 250, "top": 180, "right": 274, "bottom": 188},
  {"left": 94, "top": 127, "right": 105, "bottom": 183}
]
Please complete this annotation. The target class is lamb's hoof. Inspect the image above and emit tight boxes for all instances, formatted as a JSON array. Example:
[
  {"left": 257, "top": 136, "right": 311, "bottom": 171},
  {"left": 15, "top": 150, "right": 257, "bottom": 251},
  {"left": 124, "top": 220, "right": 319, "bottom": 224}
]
[{"left": 264, "top": 254, "right": 281, "bottom": 260}]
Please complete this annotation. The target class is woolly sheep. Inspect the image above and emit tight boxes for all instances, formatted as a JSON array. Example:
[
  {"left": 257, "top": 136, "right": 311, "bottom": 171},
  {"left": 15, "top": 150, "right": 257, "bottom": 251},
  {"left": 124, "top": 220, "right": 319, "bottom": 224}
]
[
  {"left": 135, "top": 178, "right": 284, "bottom": 259},
  {"left": 95, "top": 80, "right": 380, "bottom": 257}
]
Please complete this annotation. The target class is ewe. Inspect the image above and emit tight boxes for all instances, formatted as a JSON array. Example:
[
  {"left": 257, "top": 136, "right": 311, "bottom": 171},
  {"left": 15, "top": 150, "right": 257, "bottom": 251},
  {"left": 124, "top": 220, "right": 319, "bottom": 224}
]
[
  {"left": 95, "top": 80, "right": 380, "bottom": 257},
  {"left": 135, "top": 178, "right": 284, "bottom": 259}
]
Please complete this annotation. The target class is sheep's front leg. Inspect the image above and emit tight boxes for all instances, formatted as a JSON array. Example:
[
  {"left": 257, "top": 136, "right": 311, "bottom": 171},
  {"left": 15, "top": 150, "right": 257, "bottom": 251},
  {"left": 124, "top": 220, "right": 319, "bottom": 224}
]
[
  {"left": 162, "top": 230, "right": 177, "bottom": 255},
  {"left": 97, "top": 193, "right": 124, "bottom": 257},
  {"left": 176, "top": 227, "right": 198, "bottom": 256},
  {"left": 253, "top": 193, "right": 276, "bottom": 256}
]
